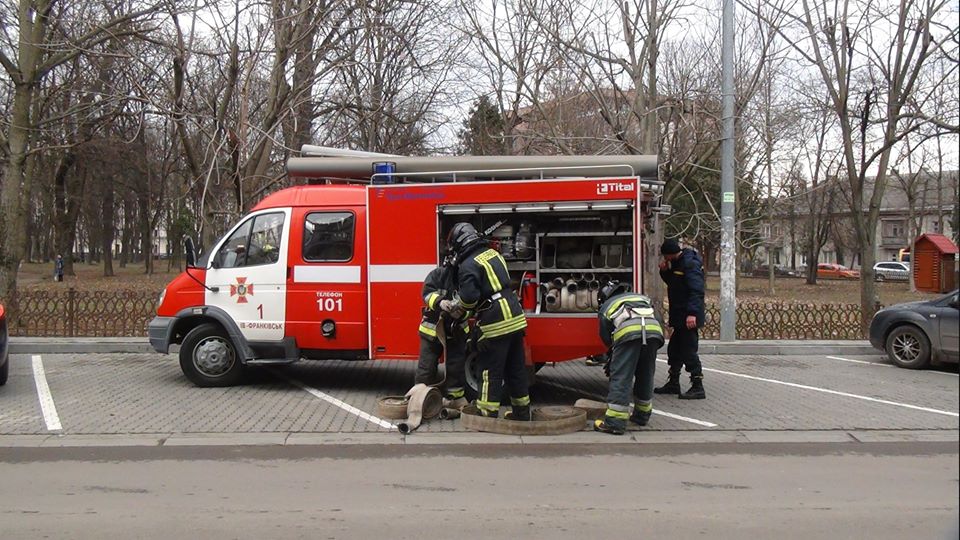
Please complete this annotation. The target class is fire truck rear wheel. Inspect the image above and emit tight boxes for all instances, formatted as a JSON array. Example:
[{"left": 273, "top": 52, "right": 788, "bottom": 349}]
[
  {"left": 464, "top": 354, "right": 539, "bottom": 401},
  {"left": 180, "top": 323, "right": 243, "bottom": 387}
]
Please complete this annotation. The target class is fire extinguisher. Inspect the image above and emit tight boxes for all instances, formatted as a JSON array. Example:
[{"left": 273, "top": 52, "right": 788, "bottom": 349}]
[{"left": 520, "top": 272, "right": 538, "bottom": 312}]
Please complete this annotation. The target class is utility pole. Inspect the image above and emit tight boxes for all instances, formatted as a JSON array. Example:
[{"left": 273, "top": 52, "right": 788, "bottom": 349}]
[{"left": 719, "top": 0, "right": 737, "bottom": 341}]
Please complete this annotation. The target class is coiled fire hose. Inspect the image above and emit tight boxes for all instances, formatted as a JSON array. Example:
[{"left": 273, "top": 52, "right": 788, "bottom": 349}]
[
  {"left": 460, "top": 405, "right": 587, "bottom": 435},
  {"left": 376, "top": 383, "right": 445, "bottom": 434}
]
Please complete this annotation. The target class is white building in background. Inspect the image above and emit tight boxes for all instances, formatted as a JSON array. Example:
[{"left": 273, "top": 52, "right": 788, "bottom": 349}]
[{"left": 758, "top": 170, "right": 958, "bottom": 269}]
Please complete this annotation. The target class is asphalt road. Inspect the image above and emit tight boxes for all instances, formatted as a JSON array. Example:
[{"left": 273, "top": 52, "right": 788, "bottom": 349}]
[{"left": 1, "top": 442, "right": 957, "bottom": 539}]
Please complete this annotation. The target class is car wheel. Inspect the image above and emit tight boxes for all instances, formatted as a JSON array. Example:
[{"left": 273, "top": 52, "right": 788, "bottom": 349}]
[
  {"left": 875, "top": 273, "right": 885, "bottom": 282},
  {"left": 179, "top": 323, "right": 244, "bottom": 387},
  {"left": 0, "top": 355, "right": 8, "bottom": 386},
  {"left": 885, "top": 325, "right": 931, "bottom": 369}
]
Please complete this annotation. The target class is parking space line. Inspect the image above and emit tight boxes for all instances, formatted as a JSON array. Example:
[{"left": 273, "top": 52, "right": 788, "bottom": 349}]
[
  {"left": 31, "top": 355, "right": 62, "bottom": 431},
  {"left": 274, "top": 372, "right": 395, "bottom": 430},
  {"left": 670, "top": 360, "right": 960, "bottom": 418},
  {"left": 826, "top": 355, "right": 893, "bottom": 367},
  {"left": 540, "top": 381, "right": 718, "bottom": 428},
  {"left": 826, "top": 355, "right": 958, "bottom": 377}
]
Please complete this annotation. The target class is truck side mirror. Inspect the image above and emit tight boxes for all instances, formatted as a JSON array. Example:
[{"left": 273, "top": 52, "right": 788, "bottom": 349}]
[{"left": 185, "top": 237, "right": 197, "bottom": 268}]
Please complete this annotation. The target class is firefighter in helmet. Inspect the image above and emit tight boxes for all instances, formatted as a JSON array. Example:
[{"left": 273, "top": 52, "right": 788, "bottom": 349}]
[
  {"left": 441, "top": 222, "right": 531, "bottom": 420},
  {"left": 593, "top": 281, "right": 665, "bottom": 435},
  {"left": 415, "top": 255, "right": 468, "bottom": 409}
]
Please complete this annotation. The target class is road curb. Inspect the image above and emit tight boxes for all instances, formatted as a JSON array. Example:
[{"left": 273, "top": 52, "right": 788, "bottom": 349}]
[
  {"left": 1, "top": 429, "right": 955, "bottom": 448},
  {"left": 9, "top": 337, "right": 879, "bottom": 356}
]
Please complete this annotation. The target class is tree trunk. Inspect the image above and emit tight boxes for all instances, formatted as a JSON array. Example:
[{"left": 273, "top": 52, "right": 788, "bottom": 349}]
[
  {"left": 101, "top": 181, "right": 115, "bottom": 277},
  {"left": 0, "top": 83, "right": 36, "bottom": 318}
]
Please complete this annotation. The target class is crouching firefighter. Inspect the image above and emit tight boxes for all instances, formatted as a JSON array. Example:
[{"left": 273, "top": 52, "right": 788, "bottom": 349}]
[
  {"left": 593, "top": 282, "right": 665, "bottom": 435},
  {"left": 415, "top": 258, "right": 469, "bottom": 409},
  {"left": 444, "top": 222, "right": 531, "bottom": 420}
]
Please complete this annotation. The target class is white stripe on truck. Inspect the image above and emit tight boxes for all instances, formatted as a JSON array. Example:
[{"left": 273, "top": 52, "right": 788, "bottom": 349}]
[
  {"left": 293, "top": 265, "right": 361, "bottom": 284},
  {"left": 369, "top": 264, "right": 435, "bottom": 283}
]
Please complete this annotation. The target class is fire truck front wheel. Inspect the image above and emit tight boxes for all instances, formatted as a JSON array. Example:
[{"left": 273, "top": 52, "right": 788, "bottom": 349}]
[{"left": 180, "top": 323, "right": 244, "bottom": 387}]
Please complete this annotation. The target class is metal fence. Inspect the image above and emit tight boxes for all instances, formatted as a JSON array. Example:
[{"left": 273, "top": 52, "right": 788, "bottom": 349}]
[
  {"left": 7, "top": 289, "right": 866, "bottom": 340},
  {"left": 9, "top": 289, "right": 157, "bottom": 337},
  {"left": 699, "top": 302, "right": 864, "bottom": 340}
]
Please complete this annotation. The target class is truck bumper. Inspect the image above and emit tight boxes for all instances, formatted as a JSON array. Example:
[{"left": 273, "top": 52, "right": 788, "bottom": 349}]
[{"left": 149, "top": 316, "right": 175, "bottom": 354}]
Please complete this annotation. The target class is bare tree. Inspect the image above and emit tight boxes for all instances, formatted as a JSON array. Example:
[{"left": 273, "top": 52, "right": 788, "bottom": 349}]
[
  {"left": 770, "top": 0, "right": 959, "bottom": 331},
  {"left": 0, "top": 1, "right": 168, "bottom": 312}
]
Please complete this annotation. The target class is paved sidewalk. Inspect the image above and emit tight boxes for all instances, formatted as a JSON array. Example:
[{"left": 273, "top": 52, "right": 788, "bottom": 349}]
[{"left": 10, "top": 336, "right": 879, "bottom": 355}]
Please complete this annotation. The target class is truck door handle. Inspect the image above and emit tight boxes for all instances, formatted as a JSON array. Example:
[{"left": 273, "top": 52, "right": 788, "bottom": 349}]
[
  {"left": 287, "top": 266, "right": 292, "bottom": 279},
  {"left": 930, "top": 314, "right": 937, "bottom": 318}
]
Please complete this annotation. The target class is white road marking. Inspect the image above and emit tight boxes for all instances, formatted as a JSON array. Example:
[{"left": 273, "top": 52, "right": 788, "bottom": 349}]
[
  {"left": 826, "top": 355, "right": 893, "bottom": 367},
  {"left": 665, "top": 360, "right": 960, "bottom": 418},
  {"left": 649, "top": 409, "right": 718, "bottom": 428},
  {"left": 541, "top": 381, "right": 718, "bottom": 428},
  {"left": 276, "top": 372, "right": 395, "bottom": 429},
  {"left": 31, "top": 355, "right": 62, "bottom": 431}
]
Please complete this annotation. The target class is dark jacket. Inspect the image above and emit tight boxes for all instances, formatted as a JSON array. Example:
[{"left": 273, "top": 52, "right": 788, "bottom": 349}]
[
  {"left": 418, "top": 266, "right": 457, "bottom": 340},
  {"left": 598, "top": 293, "right": 665, "bottom": 349},
  {"left": 456, "top": 244, "right": 526, "bottom": 341},
  {"left": 659, "top": 248, "right": 706, "bottom": 328}
]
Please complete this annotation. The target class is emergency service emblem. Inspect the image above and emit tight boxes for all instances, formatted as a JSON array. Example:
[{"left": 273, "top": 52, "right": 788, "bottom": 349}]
[{"left": 230, "top": 277, "right": 254, "bottom": 303}]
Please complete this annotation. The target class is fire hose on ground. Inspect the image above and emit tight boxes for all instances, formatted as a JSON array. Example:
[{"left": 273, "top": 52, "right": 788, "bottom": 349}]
[{"left": 373, "top": 314, "right": 596, "bottom": 436}]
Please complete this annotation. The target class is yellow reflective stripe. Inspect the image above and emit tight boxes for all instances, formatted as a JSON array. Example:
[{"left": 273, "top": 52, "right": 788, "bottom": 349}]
[
  {"left": 474, "top": 250, "right": 503, "bottom": 291},
  {"left": 604, "top": 295, "right": 654, "bottom": 317},
  {"left": 511, "top": 395, "right": 531, "bottom": 406},
  {"left": 635, "top": 402, "right": 652, "bottom": 413},
  {"left": 481, "top": 369, "right": 489, "bottom": 406},
  {"left": 498, "top": 297, "right": 510, "bottom": 321},
  {"left": 481, "top": 318, "right": 528, "bottom": 334},
  {"left": 425, "top": 292, "right": 441, "bottom": 310},
  {"left": 447, "top": 388, "right": 465, "bottom": 399},
  {"left": 479, "top": 316, "right": 527, "bottom": 336},
  {"left": 605, "top": 409, "right": 630, "bottom": 420},
  {"left": 480, "top": 320, "right": 528, "bottom": 339},
  {"left": 673, "top": 270, "right": 684, "bottom": 275},
  {"left": 418, "top": 323, "right": 437, "bottom": 337},
  {"left": 461, "top": 298, "right": 478, "bottom": 308},
  {"left": 480, "top": 313, "right": 527, "bottom": 332},
  {"left": 612, "top": 323, "right": 662, "bottom": 341}
]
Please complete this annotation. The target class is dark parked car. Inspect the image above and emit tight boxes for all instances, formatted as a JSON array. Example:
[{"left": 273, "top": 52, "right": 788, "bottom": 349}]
[
  {"left": 0, "top": 303, "right": 8, "bottom": 385},
  {"left": 869, "top": 290, "right": 960, "bottom": 369}
]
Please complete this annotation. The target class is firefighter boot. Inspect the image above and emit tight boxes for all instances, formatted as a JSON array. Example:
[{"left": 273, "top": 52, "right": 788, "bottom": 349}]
[
  {"left": 653, "top": 372, "right": 681, "bottom": 395},
  {"left": 593, "top": 416, "right": 626, "bottom": 435},
  {"left": 504, "top": 405, "right": 531, "bottom": 421},
  {"left": 444, "top": 396, "right": 469, "bottom": 410},
  {"left": 630, "top": 403, "right": 653, "bottom": 426},
  {"left": 679, "top": 376, "right": 706, "bottom": 400}
]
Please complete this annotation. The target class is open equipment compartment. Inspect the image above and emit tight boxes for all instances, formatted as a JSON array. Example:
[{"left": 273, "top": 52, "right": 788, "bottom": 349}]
[
  {"left": 367, "top": 176, "right": 645, "bottom": 363},
  {"left": 437, "top": 200, "right": 636, "bottom": 317}
]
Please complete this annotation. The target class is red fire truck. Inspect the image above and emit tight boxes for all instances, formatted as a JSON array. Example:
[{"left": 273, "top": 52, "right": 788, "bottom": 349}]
[{"left": 149, "top": 150, "right": 662, "bottom": 388}]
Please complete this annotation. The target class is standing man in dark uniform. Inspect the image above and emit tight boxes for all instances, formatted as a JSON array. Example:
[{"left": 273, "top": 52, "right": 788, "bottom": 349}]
[
  {"left": 593, "top": 282, "right": 665, "bottom": 435},
  {"left": 656, "top": 238, "right": 707, "bottom": 399},
  {"left": 415, "top": 258, "right": 468, "bottom": 409},
  {"left": 443, "top": 222, "right": 531, "bottom": 420}
]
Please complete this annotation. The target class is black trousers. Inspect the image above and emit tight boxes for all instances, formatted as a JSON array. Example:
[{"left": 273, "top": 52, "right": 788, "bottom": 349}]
[
  {"left": 666, "top": 326, "right": 702, "bottom": 377},
  {"left": 476, "top": 332, "right": 529, "bottom": 414},
  {"left": 414, "top": 333, "right": 466, "bottom": 395}
]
